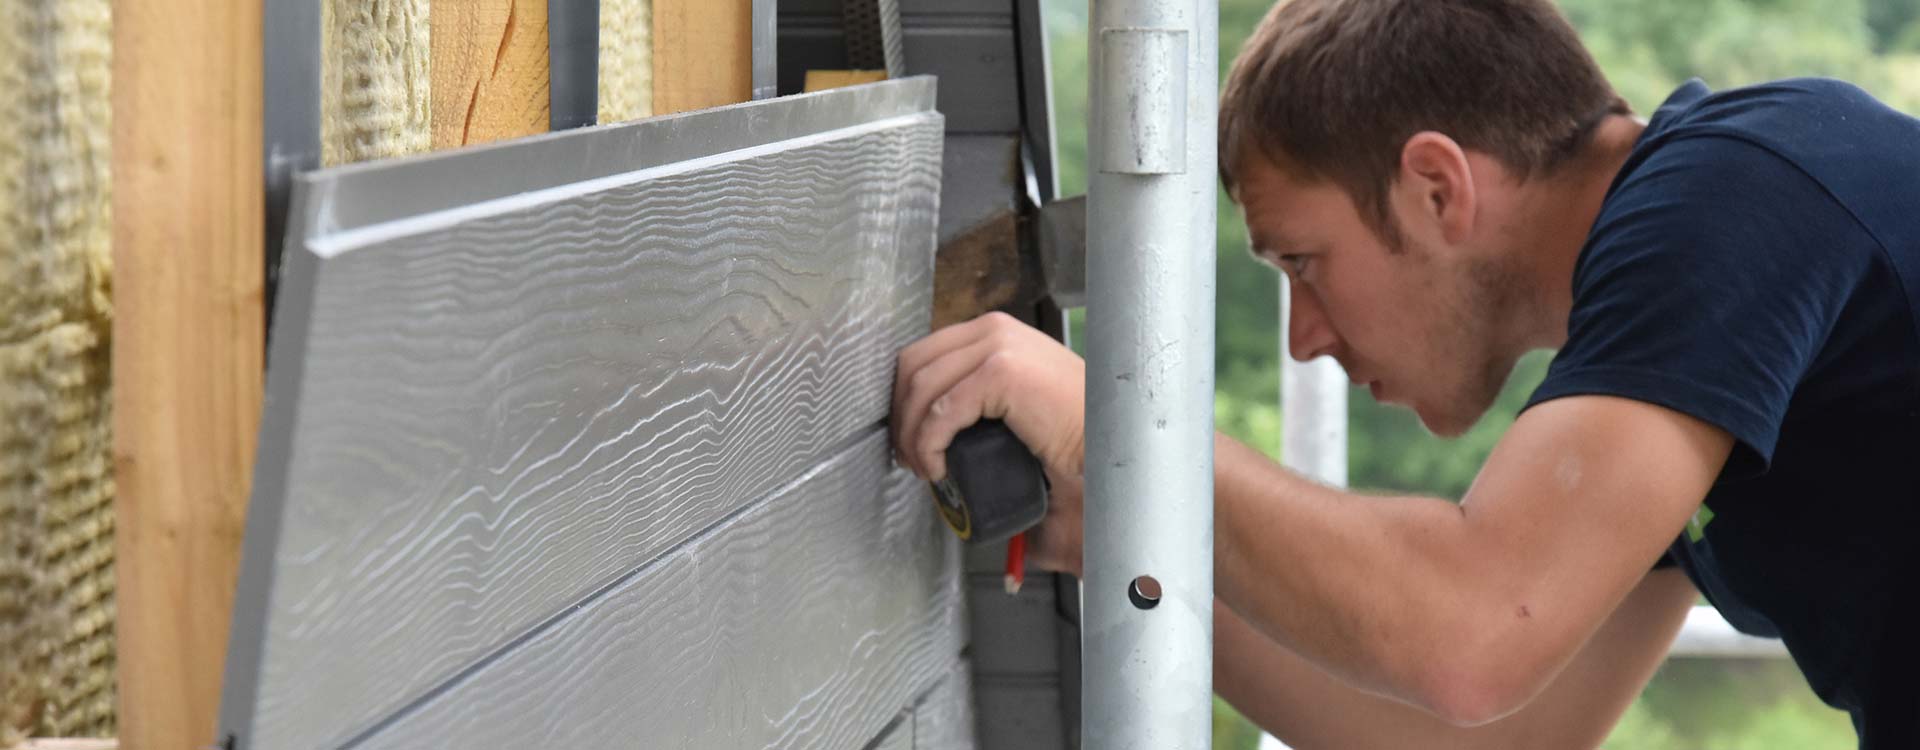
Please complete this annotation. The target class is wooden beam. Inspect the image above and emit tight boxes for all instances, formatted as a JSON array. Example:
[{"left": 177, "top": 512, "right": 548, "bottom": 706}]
[
  {"left": 650, "top": 0, "right": 752, "bottom": 115},
  {"left": 431, "top": 0, "right": 551, "bottom": 149},
  {"left": 803, "top": 69, "right": 889, "bottom": 93},
  {"left": 111, "top": 0, "right": 263, "bottom": 746}
]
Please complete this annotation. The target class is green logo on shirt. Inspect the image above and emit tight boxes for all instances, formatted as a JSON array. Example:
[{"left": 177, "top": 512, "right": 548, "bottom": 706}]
[{"left": 1686, "top": 504, "right": 1717, "bottom": 543}]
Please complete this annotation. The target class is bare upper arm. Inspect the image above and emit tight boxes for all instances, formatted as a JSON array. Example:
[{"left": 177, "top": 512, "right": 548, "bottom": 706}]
[{"left": 1433, "top": 394, "right": 1731, "bottom": 720}]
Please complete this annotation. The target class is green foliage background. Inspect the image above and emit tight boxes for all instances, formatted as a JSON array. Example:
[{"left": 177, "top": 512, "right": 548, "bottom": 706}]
[{"left": 1041, "top": 0, "right": 1920, "bottom": 746}]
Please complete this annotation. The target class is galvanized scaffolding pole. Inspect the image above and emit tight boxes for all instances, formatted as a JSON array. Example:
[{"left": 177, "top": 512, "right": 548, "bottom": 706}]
[
  {"left": 1280, "top": 284, "right": 1349, "bottom": 488},
  {"left": 1083, "top": 0, "right": 1218, "bottom": 747}
]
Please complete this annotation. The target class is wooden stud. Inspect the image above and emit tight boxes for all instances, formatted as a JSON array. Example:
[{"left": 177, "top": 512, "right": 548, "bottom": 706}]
[
  {"left": 431, "top": 0, "right": 551, "bottom": 149},
  {"left": 110, "top": 0, "right": 264, "bottom": 746},
  {"left": 803, "top": 69, "right": 889, "bottom": 93},
  {"left": 650, "top": 0, "right": 752, "bottom": 115}
]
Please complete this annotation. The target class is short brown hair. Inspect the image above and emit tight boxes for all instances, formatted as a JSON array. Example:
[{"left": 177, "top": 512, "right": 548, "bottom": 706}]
[{"left": 1218, "top": 0, "right": 1628, "bottom": 245}]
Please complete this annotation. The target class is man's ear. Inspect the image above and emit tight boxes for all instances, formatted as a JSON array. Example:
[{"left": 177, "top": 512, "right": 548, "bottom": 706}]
[{"left": 1397, "top": 131, "right": 1476, "bottom": 245}]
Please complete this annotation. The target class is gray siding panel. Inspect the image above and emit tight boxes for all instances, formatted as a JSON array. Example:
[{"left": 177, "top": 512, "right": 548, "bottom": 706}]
[
  {"left": 871, "top": 716, "right": 915, "bottom": 750},
  {"left": 225, "top": 81, "right": 946, "bottom": 750},
  {"left": 354, "top": 431, "right": 965, "bottom": 750},
  {"left": 913, "top": 663, "right": 979, "bottom": 750}
]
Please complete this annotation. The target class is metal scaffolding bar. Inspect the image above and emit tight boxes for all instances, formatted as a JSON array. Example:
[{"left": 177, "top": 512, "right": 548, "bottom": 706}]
[
  {"left": 1280, "top": 284, "right": 1349, "bottom": 487},
  {"left": 1082, "top": 0, "right": 1218, "bottom": 747}
]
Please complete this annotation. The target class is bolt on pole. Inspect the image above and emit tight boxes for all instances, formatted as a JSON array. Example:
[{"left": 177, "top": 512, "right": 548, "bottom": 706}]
[{"left": 1082, "top": 0, "right": 1218, "bottom": 747}]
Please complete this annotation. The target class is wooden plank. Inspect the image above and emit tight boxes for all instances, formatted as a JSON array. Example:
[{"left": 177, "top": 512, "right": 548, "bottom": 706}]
[
  {"left": 430, "top": 0, "right": 550, "bottom": 149},
  {"left": 228, "top": 108, "right": 943, "bottom": 749},
  {"left": 804, "top": 69, "right": 890, "bottom": 92},
  {"left": 110, "top": 0, "right": 263, "bottom": 747},
  {"left": 650, "top": 0, "right": 752, "bottom": 115},
  {"left": 913, "top": 665, "right": 979, "bottom": 750},
  {"left": 355, "top": 431, "right": 965, "bottom": 749}
]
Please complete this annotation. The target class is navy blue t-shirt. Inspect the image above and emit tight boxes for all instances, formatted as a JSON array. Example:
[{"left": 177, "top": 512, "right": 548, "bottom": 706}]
[{"left": 1525, "top": 78, "right": 1920, "bottom": 746}]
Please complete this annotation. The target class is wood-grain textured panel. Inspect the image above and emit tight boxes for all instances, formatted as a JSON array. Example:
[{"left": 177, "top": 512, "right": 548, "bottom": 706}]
[
  {"left": 354, "top": 431, "right": 965, "bottom": 749},
  {"left": 239, "top": 116, "right": 942, "bottom": 750},
  {"left": 871, "top": 716, "right": 913, "bottom": 750},
  {"left": 913, "top": 663, "right": 979, "bottom": 750}
]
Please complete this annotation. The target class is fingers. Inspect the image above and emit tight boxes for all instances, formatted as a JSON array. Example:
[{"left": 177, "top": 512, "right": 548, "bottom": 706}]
[
  {"left": 892, "top": 315, "right": 1000, "bottom": 460},
  {"left": 893, "top": 336, "right": 999, "bottom": 477},
  {"left": 890, "top": 311, "right": 1079, "bottom": 482},
  {"left": 910, "top": 351, "right": 1018, "bottom": 480},
  {"left": 892, "top": 312, "right": 1024, "bottom": 476},
  {"left": 895, "top": 312, "right": 1002, "bottom": 400}
]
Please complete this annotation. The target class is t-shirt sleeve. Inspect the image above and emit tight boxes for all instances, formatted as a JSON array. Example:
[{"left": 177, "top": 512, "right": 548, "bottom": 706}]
[{"left": 1525, "top": 135, "right": 1872, "bottom": 478}]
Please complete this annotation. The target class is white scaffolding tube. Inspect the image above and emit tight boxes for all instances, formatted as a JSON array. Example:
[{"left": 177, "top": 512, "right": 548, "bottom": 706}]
[
  {"left": 1082, "top": 0, "right": 1219, "bottom": 747},
  {"left": 1278, "top": 282, "right": 1349, "bottom": 488}
]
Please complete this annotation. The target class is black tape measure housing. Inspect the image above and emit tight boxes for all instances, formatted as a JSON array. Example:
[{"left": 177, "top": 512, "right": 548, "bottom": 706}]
[{"left": 931, "top": 419, "right": 1048, "bottom": 545}]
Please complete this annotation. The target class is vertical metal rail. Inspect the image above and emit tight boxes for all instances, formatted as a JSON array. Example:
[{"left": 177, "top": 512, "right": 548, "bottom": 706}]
[
  {"left": 752, "top": 0, "right": 778, "bottom": 99},
  {"left": 261, "top": 0, "right": 321, "bottom": 331},
  {"left": 1083, "top": 0, "right": 1217, "bottom": 747},
  {"left": 1280, "top": 285, "right": 1349, "bottom": 488},
  {"left": 550, "top": 0, "right": 601, "bottom": 129}
]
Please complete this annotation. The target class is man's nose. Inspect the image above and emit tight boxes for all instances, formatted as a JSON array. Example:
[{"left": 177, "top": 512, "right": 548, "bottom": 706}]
[{"left": 1285, "top": 282, "right": 1339, "bottom": 363}]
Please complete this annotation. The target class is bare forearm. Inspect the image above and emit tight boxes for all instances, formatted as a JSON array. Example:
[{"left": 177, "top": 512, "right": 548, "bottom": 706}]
[
  {"left": 1212, "top": 433, "right": 1508, "bottom": 715},
  {"left": 1216, "top": 570, "right": 1695, "bottom": 749}
]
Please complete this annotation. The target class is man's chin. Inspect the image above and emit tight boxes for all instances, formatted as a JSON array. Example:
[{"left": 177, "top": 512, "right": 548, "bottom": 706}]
[{"left": 1412, "top": 403, "right": 1478, "bottom": 438}]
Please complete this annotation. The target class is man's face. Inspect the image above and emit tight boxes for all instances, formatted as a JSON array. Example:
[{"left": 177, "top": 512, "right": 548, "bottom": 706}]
[{"left": 1233, "top": 156, "right": 1523, "bottom": 437}]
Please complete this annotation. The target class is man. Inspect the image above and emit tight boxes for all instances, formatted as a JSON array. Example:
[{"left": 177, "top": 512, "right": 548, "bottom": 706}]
[{"left": 889, "top": 0, "right": 1920, "bottom": 746}]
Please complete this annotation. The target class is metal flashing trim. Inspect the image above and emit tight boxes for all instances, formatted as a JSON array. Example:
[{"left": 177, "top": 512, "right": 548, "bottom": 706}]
[{"left": 295, "top": 76, "right": 937, "bottom": 236}]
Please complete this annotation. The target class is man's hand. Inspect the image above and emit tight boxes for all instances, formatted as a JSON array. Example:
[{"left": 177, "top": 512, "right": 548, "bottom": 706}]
[{"left": 891, "top": 312, "right": 1088, "bottom": 574}]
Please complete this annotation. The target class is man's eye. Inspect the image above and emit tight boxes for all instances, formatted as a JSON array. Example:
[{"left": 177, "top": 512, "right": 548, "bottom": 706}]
[{"left": 1280, "top": 255, "right": 1312, "bottom": 277}]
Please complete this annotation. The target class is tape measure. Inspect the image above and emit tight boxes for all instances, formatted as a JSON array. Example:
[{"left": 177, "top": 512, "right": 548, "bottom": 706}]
[{"left": 929, "top": 419, "right": 1049, "bottom": 545}]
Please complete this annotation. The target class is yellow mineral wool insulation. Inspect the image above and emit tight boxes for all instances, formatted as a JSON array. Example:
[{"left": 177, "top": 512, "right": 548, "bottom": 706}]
[
  {"left": 0, "top": 326, "right": 114, "bottom": 741},
  {"left": 322, "top": 0, "right": 432, "bottom": 165},
  {"left": 0, "top": 0, "right": 115, "bottom": 741},
  {"left": 598, "top": 0, "right": 654, "bottom": 123}
]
